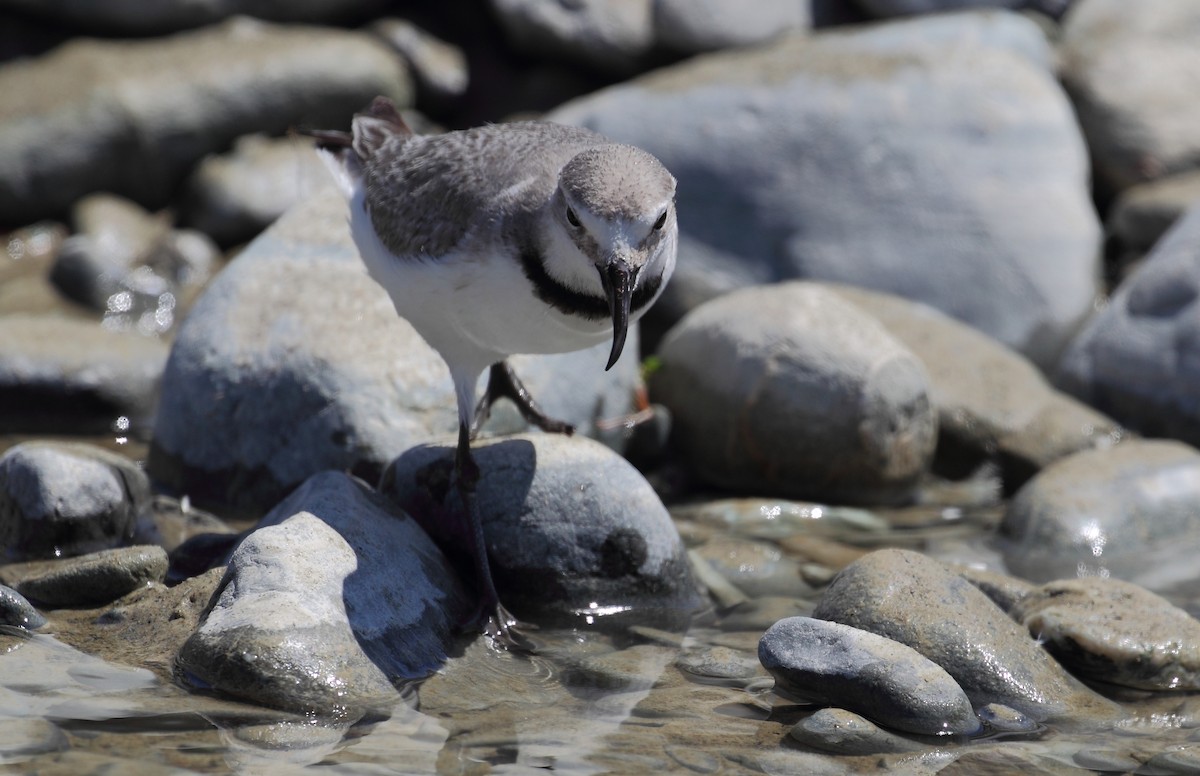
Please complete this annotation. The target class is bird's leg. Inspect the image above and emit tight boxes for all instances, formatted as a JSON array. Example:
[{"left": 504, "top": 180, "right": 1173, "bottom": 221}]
[
  {"left": 473, "top": 360, "right": 575, "bottom": 436},
  {"left": 453, "top": 408, "right": 531, "bottom": 649}
]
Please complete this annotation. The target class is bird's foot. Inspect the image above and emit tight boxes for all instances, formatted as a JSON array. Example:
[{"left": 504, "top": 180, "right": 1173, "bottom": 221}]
[
  {"left": 481, "top": 601, "right": 538, "bottom": 652},
  {"left": 475, "top": 361, "right": 575, "bottom": 437}
]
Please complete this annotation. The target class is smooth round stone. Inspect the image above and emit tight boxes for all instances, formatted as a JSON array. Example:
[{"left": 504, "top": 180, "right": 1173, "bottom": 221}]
[
  {"left": 651, "top": 282, "right": 936, "bottom": 504},
  {"left": 789, "top": 707, "right": 930, "bottom": 755},
  {"left": 380, "top": 433, "right": 701, "bottom": 629},
  {"left": 0, "top": 584, "right": 45, "bottom": 629},
  {"left": 488, "top": 0, "right": 656, "bottom": 76},
  {"left": 689, "top": 536, "right": 810, "bottom": 599},
  {"left": 1014, "top": 577, "right": 1200, "bottom": 691},
  {"left": 1073, "top": 748, "right": 1143, "bottom": 773},
  {"left": 1001, "top": 440, "right": 1200, "bottom": 588},
  {"left": 0, "top": 442, "right": 150, "bottom": 561},
  {"left": 954, "top": 565, "right": 1038, "bottom": 615},
  {"left": 654, "top": 0, "right": 808, "bottom": 54},
  {"left": 830, "top": 284, "right": 1121, "bottom": 491},
  {"left": 1060, "top": 0, "right": 1200, "bottom": 191},
  {"left": 2, "top": 545, "right": 168, "bottom": 607},
  {"left": 178, "top": 471, "right": 470, "bottom": 713},
  {"left": 675, "top": 645, "right": 763, "bottom": 686},
  {"left": 1108, "top": 170, "right": 1200, "bottom": 257},
  {"left": 1057, "top": 202, "right": 1200, "bottom": 449},
  {"left": 812, "top": 549, "right": 1121, "bottom": 722},
  {"left": 760, "top": 616, "right": 979, "bottom": 736}
]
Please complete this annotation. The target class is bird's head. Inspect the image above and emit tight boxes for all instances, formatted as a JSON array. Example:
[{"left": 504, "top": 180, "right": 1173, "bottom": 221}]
[{"left": 553, "top": 144, "right": 678, "bottom": 370}]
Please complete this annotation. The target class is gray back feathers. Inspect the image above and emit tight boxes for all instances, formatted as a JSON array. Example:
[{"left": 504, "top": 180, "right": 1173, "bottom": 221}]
[{"left": 341, "top": 102, "right": 674, "bottom": 259}]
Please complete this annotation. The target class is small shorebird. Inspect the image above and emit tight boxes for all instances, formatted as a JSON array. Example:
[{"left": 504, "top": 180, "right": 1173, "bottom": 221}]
[{"left": 308, "top": 97, "right": 678, "bottom": 642}]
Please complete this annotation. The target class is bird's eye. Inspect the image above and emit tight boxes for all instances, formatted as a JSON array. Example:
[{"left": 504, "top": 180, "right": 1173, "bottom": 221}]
[
  {"left": 653, "top": 210, "right": 668, "bottom": 231},
  {"left": 566, "top": 207, "right": 581, "bottom": 228}
]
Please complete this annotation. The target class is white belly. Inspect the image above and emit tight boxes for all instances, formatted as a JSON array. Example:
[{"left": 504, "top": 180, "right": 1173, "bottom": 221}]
[{"left": 347, "top": 191, "right": 614, "bottom": 376}]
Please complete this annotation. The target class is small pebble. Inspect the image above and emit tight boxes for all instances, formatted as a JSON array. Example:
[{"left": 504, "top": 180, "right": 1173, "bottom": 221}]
[
  {"left": 0, "top": 584, "right": 46, "bottom": 628},
  {"left": 789, "top": 707, "right": 930, "bottom": 755}
]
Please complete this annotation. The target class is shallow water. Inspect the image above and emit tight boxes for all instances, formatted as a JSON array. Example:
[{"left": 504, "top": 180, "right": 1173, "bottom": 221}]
[{"left": 4, "top": 435, "right": 1200, "bottom": 774}]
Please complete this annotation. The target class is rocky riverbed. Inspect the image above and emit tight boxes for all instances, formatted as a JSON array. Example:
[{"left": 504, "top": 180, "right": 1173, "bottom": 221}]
[{"left": 4, "top": 1, "right": 1200, "bottom": 774}]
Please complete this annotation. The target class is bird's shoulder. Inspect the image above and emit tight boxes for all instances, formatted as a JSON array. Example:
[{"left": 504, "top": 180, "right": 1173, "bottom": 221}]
[{"left": 362, "top": 122, "right": 607, "bottom": 259}]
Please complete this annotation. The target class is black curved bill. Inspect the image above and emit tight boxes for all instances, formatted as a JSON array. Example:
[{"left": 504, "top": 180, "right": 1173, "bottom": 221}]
[{"left": 598, "top": 260, "right": 634, "bottom": 371}]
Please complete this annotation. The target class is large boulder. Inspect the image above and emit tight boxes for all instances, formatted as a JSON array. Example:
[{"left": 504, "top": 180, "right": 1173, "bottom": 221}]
[{"left": 550, "top": 11, "right": 1100, "bottom": 366}]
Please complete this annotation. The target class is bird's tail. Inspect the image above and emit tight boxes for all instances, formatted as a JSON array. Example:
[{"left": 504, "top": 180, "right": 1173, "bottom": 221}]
[{"left": 295, "top": 96, "right": 413, "bottom": 199}]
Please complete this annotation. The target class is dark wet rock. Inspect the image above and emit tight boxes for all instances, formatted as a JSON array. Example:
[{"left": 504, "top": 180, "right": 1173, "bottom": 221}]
[
  {"left": 0, "top": 583, "right": 45, "bottom": 628},
  {"left": 651, "top": 283, "right": 936, "bottom": 504},
  {"left": 1108, "top": 170, "right": 1200, "bottom": 260},
  {"left": 813, "top": 549, "right": 1121, "bottom": 722},
  {"left": 381, "top": 432, "right": 701, "bottom": 629},
  {"left": 654, "top": 0, "right": 809, "bottom": 54},
  {"left": 0, "top": 18, "right": 410, "bottom": 223},
  {"left": 488, "top": 0, "right": 656, "bottom": 76},
  {"left": 1, "top": 545, "right": 168, "bottom": 608},
  {"left": 1060, "top": 0, "right": 1200, "bottom": 191},
  {"left": 977, "top": 703, "right": 1038, "bottom": 733},
  {"left": 831, "top": 284, "right": 1122, "bottom": 491},
  {"left": 550, "top": 12, "right": 1099, "bottom": 366},
  {"left": 369, "top": 19, "right": 469, "bottom": 110},
  {"left": 1057, "top": 203, "right": 1200, "bottom": 446},
  {"left": 760, "top": 616, "right": 979, "bottom": 736},
  {"left": 0, "top": 442, "right": 150, "bottom": 561},
  {"left": 149, "top": 188, "right": 641, "bottom": 516},
  {"left": 1014, "top": 577, "right": 1200, "bottom": 692},
  {"left": 177, "top": 471, "right": 470, "bottom": 713},
  {"left": 689, "top": 536, "right": 810, "bottom": 600},
  {"left": 954, "top": 565, "right": 1038, "bottom": 614},
  {"left": 180, "top": 134, "right": 331, "bottom": 248},
  {"left": 789, "top": 707, "right": 930, "bottom": 755},
  {"left": 0, "top": 0, "right": 388, "bottom": 35},
  {"left": 1001, "top": 440, "right": 1200, "bottom": 588},
  {"left": 0, "top": 315, "right": 169, "bottom": 435}
]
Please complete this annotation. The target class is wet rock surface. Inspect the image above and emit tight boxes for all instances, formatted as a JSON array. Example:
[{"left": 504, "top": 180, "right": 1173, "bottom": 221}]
[
  {"left": 1015, "top": 577, "right": 1200, "bottom": 691},
  {"left": 381, "top": 433, "right": 701, "bottom": 628},
  {"left": 0, "top": 442, "right": 150, "bottom": 561},
  {"left": 1001, "top": 439, "right": 1200, "bottom": 588},
  {"left": 812, "top": 549, "right": 1121, "bottom": 722},
  {"left": 652, "top": 282, "right": 937, "bottom": 504},
  {"left": 1, "top": 545, "right": 167, "bottom": 608},
  {"left": 760, "top": 616, "right": 979, "bottom": 736},
  {"left": 0, "top": 584, "right": 45, "bottom": 629},
  {"left": 178, "top": 471, "right": 470, "bottom": 714}
]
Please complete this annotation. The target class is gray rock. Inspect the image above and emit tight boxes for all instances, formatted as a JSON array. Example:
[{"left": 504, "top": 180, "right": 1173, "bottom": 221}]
[
  {"left": 181, "top": 134, "right": 331, "bottom": 248},
  {"left": 760, "top": 616, "right": 979, "bottom": 736},
  {"left": 813, "top": 549, "right": 1121, "bottom": 722},
  {"left": 1107, "top": 170, "right": 1200, "bottom": 258},
  {"left": 369, "top": 19, "right": 469, "bottom": 110},
  {"left": 675, "top": 645, "right": 764, "bottom": 686},
  {"left": 0, "top": 442, "right": 150, "bottom": 561},
  {"left": 488, "top": 0, "right": 656, "bottom": 76},
  {"left": 1, "top": 545, "right": 168, "bottom": 607},
  {"left": 0, "top": 583, "right": 45, "bottom": 628},
  {"left": 149, "top": 188, "right": 642, "bottom": 516},
  {"left": 0, "top": 0, "right": 389, "bottom": 35},
  {"left": 1060, "top": 0, "right": 1200, "bottom": 191},
  {"left": 953, "top": 565, "right": 1038, "bottom": 614},
  {"left": 1057, "top": 203, "right": 1200, "bottom": 446},
  {"left": 855, "top": 0, "right": 1066, "bottom": 19},
  {"left": 0, "top": 18, "right": 411, "bottom": 223},
  {"left": 650, "top": 283, "right": 937, "bottom": 504},
  {"left": 976, "top": 703, "right": 1037, "bottom": 733},
  {"left": 379, "top": 432, "right": 701, "bottom": 629},
  {"left": 178, "top": 471, "right": 470, "bottom": 713},
  {"left": 1014, "top": 577, "right": 1200, "bottom": 691},
  {"left": 550, "top": 11, "right": 1099, "bottom": 366},
  {"left": 831, "top": 284, "right": 1122, "bottom": 491},
  {"left": 0, "top": 315, "right": 169, "bottom": 435},
  {"left": 654, "top": 0, "right": 809, "bottom": 54},
  {"left": 789, "top": 707, "right": 930, "bottom": 755},
  {"left": 1001, "top": 440, "right": 1200, "bottom": 589}
]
